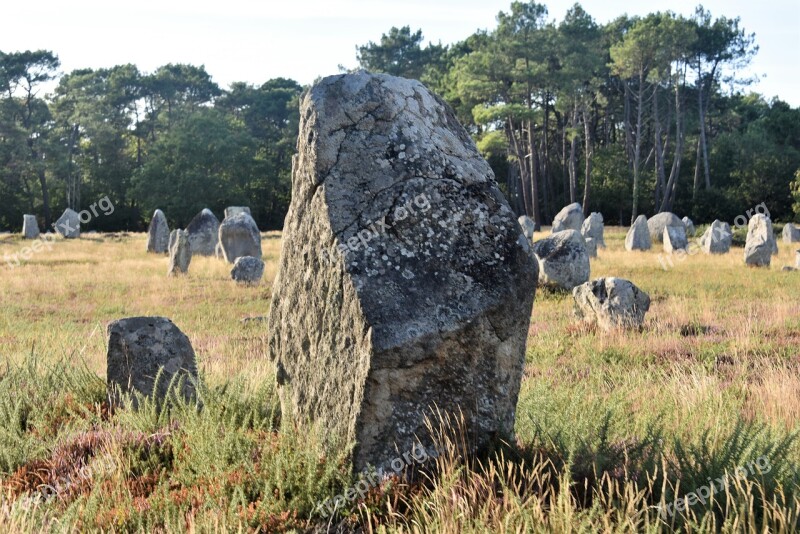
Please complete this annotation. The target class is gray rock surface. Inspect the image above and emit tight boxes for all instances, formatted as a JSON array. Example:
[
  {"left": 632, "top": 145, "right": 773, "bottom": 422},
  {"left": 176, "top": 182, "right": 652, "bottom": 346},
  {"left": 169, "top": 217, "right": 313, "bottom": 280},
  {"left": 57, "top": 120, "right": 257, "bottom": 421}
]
[
  {"left": 551, "top": 202, "right": 584, "bottom": 233},
  {"left": 518, "top": 215, "right": 536, "bottom": 240},
  {"left": 168, "top": 229, "right": 178, "bottom": 253},
  {"left": 168, "top": 229, "right": 192, "bottom": 275},
  {"left": 54, "top": 208, "right": 80, "bottom": 238},
  {"left": 699, "top": 220, "right": 732, "bottom": 254},
  {"left": 581, "top": 212, "right": 605, "bottom": 248},
  {"left": 231, "top": 256, "right": 265, "bottom": 284},
  {"left": 215, "top": 241, "right": 224, "bottom": 259},
  {"left": 186, "top": 208, "right": 219, "bottom": 256},
  {"left": 219, "top": 212, "right": 262, "bottom": 263},
  {"left": 744, "top": 214, "right": 774, "bottom": 267},
  {"left": 531, "top": 229, "right": 590, "bottom": 290},
  {"left": 22, "top": 214, "right": 39, "bottom": 239},
  {"left": 266, "top": 72, "right": 537, "bottom": 473},
  {"left": 647, "top": 212, "right": 684, "bottom": 243},
  {"left": 783, "top": 223, "right": 800, "bottom": 243},
  {"left": 224, "top": 206, "right": 251, "bottom": 219},
  {"left": 682, "top": 217, "right": 695, "bottom": 237},
  {"left": 106, "top": 316, "right": 197, "bottom": 406},
  {"left": 663, "top": 225, "right": 689, "bottom": 253},
  {"left": 625, "top": 215, "right": 651, "bottom": 251},
  {"left": 584, "top": 237, "right": 598, "bottom": 258},
  {"left": 146, "top": 209, "right": 170, "bottom": 253},
  {"left": 573, "top": 277, "right": 650, "bottom": 331}
]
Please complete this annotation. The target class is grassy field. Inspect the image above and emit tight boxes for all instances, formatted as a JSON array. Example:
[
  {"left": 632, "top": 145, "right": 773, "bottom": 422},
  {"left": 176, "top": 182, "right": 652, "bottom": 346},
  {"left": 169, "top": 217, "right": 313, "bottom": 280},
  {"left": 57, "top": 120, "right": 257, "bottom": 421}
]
[{"left": 0, "top": 227, "right": 798, "bottom": 533}]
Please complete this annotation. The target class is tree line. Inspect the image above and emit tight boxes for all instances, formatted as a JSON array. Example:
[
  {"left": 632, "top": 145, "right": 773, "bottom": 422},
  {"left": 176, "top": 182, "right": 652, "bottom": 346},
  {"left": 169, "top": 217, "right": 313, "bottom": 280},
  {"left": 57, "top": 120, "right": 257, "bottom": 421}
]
[{"left": 2, "top": 2, "right": 799, "bottom": 233}]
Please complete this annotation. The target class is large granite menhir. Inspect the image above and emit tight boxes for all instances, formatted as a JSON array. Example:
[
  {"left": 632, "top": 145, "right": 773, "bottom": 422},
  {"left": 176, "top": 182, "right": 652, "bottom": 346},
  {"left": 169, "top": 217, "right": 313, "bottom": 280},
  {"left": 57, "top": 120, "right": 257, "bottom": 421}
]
[
  {"left": 146, "top": 209, "right": 170, "bottom": 253},
  {"left": 267, "top": 73, "right": 537, "bottom": 473},
  {"left": 186, "top": 208, "right": 219, "bottom": 256}
]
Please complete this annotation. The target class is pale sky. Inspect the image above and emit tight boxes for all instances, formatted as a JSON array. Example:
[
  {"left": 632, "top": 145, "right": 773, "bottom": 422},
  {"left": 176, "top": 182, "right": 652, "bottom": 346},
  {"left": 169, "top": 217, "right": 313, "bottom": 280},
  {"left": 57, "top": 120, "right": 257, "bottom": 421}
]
[{"left": 3, "top": 0, "right": 798, "bottom": 105}]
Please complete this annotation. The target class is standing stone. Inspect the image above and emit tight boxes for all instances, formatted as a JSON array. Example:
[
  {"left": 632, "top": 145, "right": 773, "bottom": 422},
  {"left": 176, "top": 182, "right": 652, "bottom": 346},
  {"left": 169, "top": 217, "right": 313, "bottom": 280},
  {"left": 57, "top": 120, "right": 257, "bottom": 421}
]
[
  {"left": 531, "top": 230, "right": 590, "bottom": 290},
  {"left": 215, "top": 241, "right": 224, "bottom": 259},
  {"left": 682, "top": 217, "right": 696, "bottom": 237},
  {"left": 551, "top": 202, "right": 584, "bottom": 233},
  {"left": 581, "top": 212, "right": 605, "bottom": 248},
  {"left": 22, "top": 215, "right": 39, "bottom": 239},
  {"left": 647, "top": 212, "right": 684, "bottom": 243},
  {"left": 700, "top": 220, "right": 732, "bottom": 254},
  {"left": 218, "top": 212, "right": 262, "bottom": 264},
  {"left": 663, "top": 225, "right": 689, "bottom": 253},
  {"left": 168, "top": 229, "right": 192, "bottom": 276},
  {"left": 744, "top": 214, "right": 774, "bottom": 267},
  {"left": 146, "top": 209, "right": 170, "bottom": 254},
  {"left": 573, "top": 278, "right": 650, "bottom": 331},
  {"left": 783, "top": 223, "right": 800, "bottom": 243},
  {"left": 518, "top": 215, "right": 536, "bottom": 241},
  {"left": 224, "top": 206, "right": 251, "bottom": 219},
  {"left": 267, "top": 73, "right": 537, "bottom": 473},
  {"left": 625, "top": 215, "right": 651, "bottom": 251},
  {"left": 186, "top": 208, "right": 219, "bottom": 256},
  {"left": 584, "top": 237, "right": 598, "bottom": 258},
  {"left": 231, "top": 256, "right": 265, "bottom": 285},
  {"left": 54, "top": 208, "right": 80, "bottom": 239},
  {"left": 168, "top": 229, "right": 178, "bottom": 254},
  {"left": 106, "top": 316, "right": 198, "bottom": 406}
]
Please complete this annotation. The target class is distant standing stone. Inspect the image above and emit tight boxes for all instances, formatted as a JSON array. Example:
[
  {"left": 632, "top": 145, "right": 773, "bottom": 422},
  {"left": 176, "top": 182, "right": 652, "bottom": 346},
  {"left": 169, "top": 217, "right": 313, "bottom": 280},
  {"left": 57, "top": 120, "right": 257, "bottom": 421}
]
[
  {"left": 106, "top": 316, "right": 198, "bottom": 406},
  {"left": 682, "top": 217, "right": 695, "bottom": 237},
  {"left": 584, "top": 237, "right": 598, "bottom": 258},
  {"left": 22, "top": 214, "right": 39, "bottom": 239},
  {"left": 744, "top": 214, "right": 774, "bottom": 267},
  {"left": 231, "top": 256, "right": 264, "bottom": 285},
  {"left": 168, "top": 229, "right": 192, "bottom": 276},
  {"left": 218, "top": 212, "right": 262, "bottom": 263},
  {"left": 581, "top": 212, "right": 605, "bottom": 248},
  {"left": 699, "top": 220, "right": 732, "bottom": 254},
  {"left": 224, "top": 206, "right": 251, "bottom": 219},
  {"left": 518, "top": 215, "right": 536, "bottom": 240},
  {"left": 54, "top": 208, "right": 80, "bottom": 239},
  {"left": 573, "top": 277, "right": 650, "bottom": 331},
  {"left": 551, "top": 202, "right": 584, "bottom": 233},
  {"left": 663, "top": 225, "right": 689, "bottom": 253},
  {"left": 625, "top": 215, "right": 652, "bottom": 251},
  {"left": 531, "top": 229, "right": 590, "bottom": 290},
  {"left": 146, "top": 209, "right": 170, "bottom": 254},
  {"left": 186, "top": 208, "right": 219, "bottom": 256},
  {"left": 783, "top": 223, "right": 800, "bottom": 243},
  {"left": 647, "top": 212, "right": 684, "bottom": 243}
]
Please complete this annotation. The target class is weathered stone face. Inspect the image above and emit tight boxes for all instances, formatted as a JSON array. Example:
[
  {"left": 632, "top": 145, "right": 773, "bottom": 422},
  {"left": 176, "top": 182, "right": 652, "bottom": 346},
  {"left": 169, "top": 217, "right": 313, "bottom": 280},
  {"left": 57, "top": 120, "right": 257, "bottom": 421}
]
[
  {"left": 106, "top": 316, "right": 198, "bottom": 406},
  {"left": 573, "top": 277, "right": 650, "bottom": 331},
  {"left": 224, "top": 206, "right": 251, "bottom": 219},
  {"left": 663, "top": 225, "right": 689, "bottom": 253},
  {"left": 54, "top": 208, "right": 80, "bottom": 239},
  {"left": 581, "top": 212, "right": 605, "bottom": 248},
  {"left": 219, "top": 213, "right": 262, "bottom": 264},
  {"left": 700, "top": 220, "right": 732, "bottom": 254},
  {"left": 267, "top": 72, "right": 537, "bottom": 473},
  {"left": 146, "top": 209, "right": 170, "bottom": 254},
  {"left": 647, "top": 212, "right": 683, "bottom": 243},
  {"left": 682, "top": 217, "right": 695, "bottom": 237},
  {"left": 552, "top": 202, "right": 584, "bottom": 233},
  {"left": 186, "top": 209, "right": 219, "bottom": 256},
  {"left": 531, "top": 229, "right": 590, "bottom": 290},
  {"left": 783, "top": 223, "right": 800, "bottom": 243},
  {"left": 22, "top": 214, "right": 39, "bottom": 239},
  {"left": 231, "top": 256, "right": 265, "bottom": 285},
  {"left": 744, "top": 214, "right": 774, "bottom": 267},
  {"left": 625, "top": 215, "right": 651, "bottom": 251},
  {"left": 518, "top": 215, "right": 536, "bottom": 240},
  {"left": 168, "top": 229, "right": 191, "bottom": 276},
  {"left": 584, "top": 237, "right": 598, "bottom": 258}
]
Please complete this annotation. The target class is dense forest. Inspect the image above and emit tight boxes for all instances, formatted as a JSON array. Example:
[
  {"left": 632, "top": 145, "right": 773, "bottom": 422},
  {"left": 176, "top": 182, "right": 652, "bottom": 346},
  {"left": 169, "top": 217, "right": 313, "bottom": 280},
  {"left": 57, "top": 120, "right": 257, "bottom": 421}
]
[{"left": 2, "top": 2, "right": 799, "bottom": 231}]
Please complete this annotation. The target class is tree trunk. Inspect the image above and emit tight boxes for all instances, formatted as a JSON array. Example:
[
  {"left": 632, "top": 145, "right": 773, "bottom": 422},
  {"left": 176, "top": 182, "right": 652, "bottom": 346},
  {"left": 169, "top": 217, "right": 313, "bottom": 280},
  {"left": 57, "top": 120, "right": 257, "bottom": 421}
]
[
  {"left": 527, "top": 119, "right": 542, "bottom": 229},
  {"left": 631, "top": 74, "right": 644, "bottom": 223},
  {"left": 653, "top": 84, "right": 665, "bottom": 210},
  {"left": 581, "top": 106, "right": 593, "bottom": 215},
  {"left": 569, "top": 106, "right": 578, "bottom": 203},
  {"left": 659, "top": 69, "right": 686, "bottom": 212}
]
